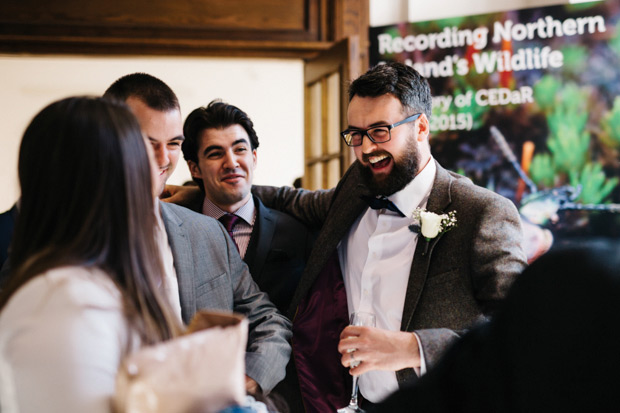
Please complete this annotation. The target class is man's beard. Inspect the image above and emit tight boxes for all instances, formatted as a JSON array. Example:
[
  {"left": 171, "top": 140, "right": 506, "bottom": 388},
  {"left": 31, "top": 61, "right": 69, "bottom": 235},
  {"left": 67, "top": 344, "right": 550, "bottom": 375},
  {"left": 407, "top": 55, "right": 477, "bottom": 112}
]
[{"left": 360, "top": 143, "right": 420, "bottom": 196}]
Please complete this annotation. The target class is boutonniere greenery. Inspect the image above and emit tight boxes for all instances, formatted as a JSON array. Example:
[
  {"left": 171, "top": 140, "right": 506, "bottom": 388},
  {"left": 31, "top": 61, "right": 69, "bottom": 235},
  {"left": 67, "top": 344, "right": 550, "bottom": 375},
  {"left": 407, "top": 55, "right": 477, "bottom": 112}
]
[{"left": 409, "top": 208, "right": 457, "bottom": 242}]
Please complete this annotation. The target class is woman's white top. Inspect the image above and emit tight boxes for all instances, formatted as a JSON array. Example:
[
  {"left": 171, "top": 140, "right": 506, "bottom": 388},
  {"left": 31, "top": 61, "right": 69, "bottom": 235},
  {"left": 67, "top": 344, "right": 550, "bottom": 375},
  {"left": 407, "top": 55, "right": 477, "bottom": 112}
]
[{"left": 0, "top": 266, "right": 139, "bottom": 413}]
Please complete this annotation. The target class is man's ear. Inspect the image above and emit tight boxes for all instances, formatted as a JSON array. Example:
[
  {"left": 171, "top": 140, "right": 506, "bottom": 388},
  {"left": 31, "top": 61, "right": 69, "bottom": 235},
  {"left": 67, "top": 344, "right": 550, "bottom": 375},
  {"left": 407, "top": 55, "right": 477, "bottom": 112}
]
[
  {"left": 416, "top": 114, "right": 430, "bottom": 142},
  {"left": 187, "top": 160, "right": 202, "bottom": 179}
]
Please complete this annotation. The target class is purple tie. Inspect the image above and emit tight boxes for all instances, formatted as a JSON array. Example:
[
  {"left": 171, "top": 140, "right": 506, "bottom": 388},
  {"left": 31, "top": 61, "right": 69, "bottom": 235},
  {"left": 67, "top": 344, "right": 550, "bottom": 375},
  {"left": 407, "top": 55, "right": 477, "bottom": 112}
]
[{"left": 218, "top": 213, "right": 240, "bottom": 251}]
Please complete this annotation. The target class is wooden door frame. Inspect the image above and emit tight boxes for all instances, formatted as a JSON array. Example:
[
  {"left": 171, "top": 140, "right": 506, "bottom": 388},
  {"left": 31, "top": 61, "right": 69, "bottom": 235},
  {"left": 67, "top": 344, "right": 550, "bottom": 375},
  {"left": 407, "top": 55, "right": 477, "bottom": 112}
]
[
  {"left": 0, "top": 0, "right": 368, "bottom": 61},
  {"left": 303, "top": 37, "right": 362, "bottom": 189}
]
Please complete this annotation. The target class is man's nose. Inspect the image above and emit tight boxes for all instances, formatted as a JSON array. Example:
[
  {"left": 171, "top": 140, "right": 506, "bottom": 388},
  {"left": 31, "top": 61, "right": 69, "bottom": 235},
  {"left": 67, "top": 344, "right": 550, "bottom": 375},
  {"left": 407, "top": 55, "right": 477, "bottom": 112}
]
[
  {"left": 360, "top": 132, "right": 378, "bottom": 153},
  {"left": 154, "top": 146, "right": 170, "bottom": 167},
  {"left": 223, "top": 151, "right": 239, "bottom": 169}
]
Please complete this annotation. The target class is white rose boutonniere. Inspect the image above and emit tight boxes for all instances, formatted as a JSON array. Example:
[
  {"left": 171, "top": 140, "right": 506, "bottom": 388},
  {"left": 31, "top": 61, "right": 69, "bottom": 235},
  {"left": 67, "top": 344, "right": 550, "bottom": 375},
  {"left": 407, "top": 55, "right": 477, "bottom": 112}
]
[
  {"left": 409, "top": 208, "right": 457, "bottom": 246},
  {"left": 419, "top": 210, "right": 444, "bottom": 239}
]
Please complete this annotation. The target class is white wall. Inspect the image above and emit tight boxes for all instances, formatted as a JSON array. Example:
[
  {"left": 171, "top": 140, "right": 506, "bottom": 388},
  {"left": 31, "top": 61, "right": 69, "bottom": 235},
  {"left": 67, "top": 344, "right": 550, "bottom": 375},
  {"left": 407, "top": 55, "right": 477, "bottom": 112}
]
[
  {"left": 407, "top": 0, "right": 566, "bottom": 23},
  {"left": 370, "top": 0, "right": 593, "bottom": 26},
  {"left": 0, "top": 56, "right": 303, "bottom": 211}
]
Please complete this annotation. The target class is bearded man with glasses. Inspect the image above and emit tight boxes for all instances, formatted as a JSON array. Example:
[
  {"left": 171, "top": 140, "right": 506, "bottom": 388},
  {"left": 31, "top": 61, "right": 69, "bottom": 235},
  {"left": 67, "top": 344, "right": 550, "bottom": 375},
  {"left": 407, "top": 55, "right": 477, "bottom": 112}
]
[{"left": 167, "top": 62, "right": 527, "bottom": 412}]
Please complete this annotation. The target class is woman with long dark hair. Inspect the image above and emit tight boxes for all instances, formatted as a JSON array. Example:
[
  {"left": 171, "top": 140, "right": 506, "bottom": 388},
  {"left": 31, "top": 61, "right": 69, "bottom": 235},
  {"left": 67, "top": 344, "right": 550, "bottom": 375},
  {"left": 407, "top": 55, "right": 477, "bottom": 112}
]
[{"left": 0, "top": 96, "right": 181, "bottom": 412}]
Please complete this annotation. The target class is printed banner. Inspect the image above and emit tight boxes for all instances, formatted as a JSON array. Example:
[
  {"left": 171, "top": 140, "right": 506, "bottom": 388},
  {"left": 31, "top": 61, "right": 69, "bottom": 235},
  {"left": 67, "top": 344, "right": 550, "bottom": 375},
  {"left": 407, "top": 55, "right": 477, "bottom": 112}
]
[{"left": 370, "top": 1, "right": 620, "bottom": 257}]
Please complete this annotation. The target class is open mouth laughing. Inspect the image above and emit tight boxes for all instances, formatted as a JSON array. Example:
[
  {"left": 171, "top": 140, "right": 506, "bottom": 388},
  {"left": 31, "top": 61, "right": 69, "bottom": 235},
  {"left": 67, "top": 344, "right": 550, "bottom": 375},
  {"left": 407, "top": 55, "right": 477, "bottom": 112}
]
[{"left": 365, "top": 152, "right": 393, "bottom": 171}]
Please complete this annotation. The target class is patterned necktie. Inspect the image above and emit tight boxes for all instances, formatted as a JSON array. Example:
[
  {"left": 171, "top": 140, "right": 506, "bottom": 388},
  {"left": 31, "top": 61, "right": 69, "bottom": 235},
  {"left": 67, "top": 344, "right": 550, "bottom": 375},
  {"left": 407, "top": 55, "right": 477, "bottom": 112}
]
[
  {"left": 359, "top": 194, "right": 406, "bottom": 217},
  {"left": 218, "top": 213, "right": 240, "bottom": 251}
]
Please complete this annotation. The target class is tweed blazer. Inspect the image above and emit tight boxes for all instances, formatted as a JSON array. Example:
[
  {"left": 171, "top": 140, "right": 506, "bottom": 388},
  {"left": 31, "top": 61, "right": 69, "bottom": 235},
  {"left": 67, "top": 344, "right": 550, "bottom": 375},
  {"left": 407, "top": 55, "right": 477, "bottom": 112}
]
[
  {"left": 159, "top": 201, "right": 292, "bottom": 393},
  {"left": 254, "top": 160, "right": 527, "bottom": 385}
]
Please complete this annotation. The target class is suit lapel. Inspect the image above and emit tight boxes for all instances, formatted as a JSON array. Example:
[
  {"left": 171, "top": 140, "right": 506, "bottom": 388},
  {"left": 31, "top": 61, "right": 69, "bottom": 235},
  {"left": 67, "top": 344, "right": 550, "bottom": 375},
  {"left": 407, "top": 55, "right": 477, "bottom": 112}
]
[
  {"left": 159, "top": 202, "right": 195, "bottom": 324},
  {"left": 244, "top": 196, "right": 276, "bottom": 282},
  {"left": 288, "top": 166, "right": 370, "bottom": 317},
  {"left": 400, "top": 163, "right": 453, "bottom": 331}
]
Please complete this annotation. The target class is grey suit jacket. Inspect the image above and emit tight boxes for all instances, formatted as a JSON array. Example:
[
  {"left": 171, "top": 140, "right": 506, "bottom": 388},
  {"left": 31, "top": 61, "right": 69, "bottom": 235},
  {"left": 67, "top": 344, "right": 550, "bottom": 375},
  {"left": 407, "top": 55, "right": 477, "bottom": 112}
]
[
  {"left": 255, "top": 160, "right": 527, "bottom": 385},
  {"left": 159, "top": 201, "right": 292, "bottom": 393},
  {"left": 187, "top": 194, "right": 312, "bottom": 314}
]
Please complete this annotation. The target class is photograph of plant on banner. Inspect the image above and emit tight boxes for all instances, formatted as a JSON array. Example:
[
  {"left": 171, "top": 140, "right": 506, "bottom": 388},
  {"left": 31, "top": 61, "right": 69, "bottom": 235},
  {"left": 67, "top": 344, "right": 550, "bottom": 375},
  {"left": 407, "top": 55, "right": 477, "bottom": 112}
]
[{"left": 369, "top": 0, "right": 620, "bottom": 260}]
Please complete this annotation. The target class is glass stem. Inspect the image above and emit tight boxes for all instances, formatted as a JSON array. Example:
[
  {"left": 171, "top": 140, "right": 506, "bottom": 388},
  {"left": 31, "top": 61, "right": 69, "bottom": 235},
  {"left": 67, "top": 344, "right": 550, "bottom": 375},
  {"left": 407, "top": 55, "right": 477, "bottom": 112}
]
[{"left": 349, "top": 375, "right": 360, "bottom": 408}]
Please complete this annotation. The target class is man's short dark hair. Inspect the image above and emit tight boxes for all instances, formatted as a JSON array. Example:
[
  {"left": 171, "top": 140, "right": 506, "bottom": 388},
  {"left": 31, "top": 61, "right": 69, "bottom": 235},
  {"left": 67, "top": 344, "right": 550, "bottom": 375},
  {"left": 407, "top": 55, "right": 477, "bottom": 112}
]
[
  {"left": 182, "top": 100, "right": 259, "bottom": 191},
  {"left": 348, "top": 62, "right": 432, "bottom": 118},
  {"left": 103, "top": 73, "right": 179, "bottom": 111}
]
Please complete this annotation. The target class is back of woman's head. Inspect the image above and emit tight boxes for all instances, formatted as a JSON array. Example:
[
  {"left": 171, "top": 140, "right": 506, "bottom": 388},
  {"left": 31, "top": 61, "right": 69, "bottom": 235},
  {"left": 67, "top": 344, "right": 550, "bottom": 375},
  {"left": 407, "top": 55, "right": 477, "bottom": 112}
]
[
  {"left": 2, "top": 96, "right": 176, "bottom": 341},
  {"left": 15, "top": 97, "right": 150, "bottom": 269}
]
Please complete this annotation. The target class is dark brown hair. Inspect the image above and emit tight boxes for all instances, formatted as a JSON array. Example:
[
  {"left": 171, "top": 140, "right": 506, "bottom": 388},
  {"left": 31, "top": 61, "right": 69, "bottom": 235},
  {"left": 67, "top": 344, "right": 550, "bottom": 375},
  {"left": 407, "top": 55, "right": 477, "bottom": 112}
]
[
  {"left": 348, "top": 62, "right": 432, "bottom": 118},
  {"left": 0, "top": 96, "right": 178, "bottom": 343},
  {"left": 104, "top": 72, "right": 180, "bottom": 112}
]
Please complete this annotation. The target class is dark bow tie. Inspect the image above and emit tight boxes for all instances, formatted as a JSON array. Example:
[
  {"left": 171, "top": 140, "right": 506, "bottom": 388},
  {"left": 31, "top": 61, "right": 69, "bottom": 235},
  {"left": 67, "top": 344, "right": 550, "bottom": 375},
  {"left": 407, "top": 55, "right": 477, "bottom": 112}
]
[{"left": 360, "top": 195, "right": 405, "bottom": 217}]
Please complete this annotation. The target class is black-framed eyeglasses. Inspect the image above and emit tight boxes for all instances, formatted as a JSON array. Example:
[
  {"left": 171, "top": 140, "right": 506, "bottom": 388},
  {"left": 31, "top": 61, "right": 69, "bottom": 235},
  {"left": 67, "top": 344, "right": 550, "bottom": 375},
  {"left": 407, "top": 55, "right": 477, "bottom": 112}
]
[{"left": 340, "top": 113, "right": 422, "bottom": 147}]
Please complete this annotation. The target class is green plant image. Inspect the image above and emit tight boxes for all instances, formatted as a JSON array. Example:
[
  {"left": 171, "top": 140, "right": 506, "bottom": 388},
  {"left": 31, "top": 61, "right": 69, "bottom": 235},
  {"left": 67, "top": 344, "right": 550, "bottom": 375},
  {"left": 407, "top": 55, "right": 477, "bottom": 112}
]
[
  {"left": 545, "top": 83, "right": 589, "bottom": 137},
  {"left": 567, "top": 2, "right": 608, "bottom": 12},
  {"left": 529, "top": 80, "right": 618, "bottom": 208},
  {"left": 600, "top": 96, "right": 620, "bottom": 148},
  {"left": 610, "top": 26, "right": 620, "bottom": 57},
  {"left": 560, "top": 45, "right": 588, "bottom": 76},
  {"left": 569, "top": 163, "right": 619, "bottom": 205},
  {"left": 529, "top": 153, "right": 555, "bottom": 188},
  {"left": 533, "top": 75, "right": 561, "bottom": 112},
  {"left": 547, "top": 124, "right": 590, "bottom": 175}
]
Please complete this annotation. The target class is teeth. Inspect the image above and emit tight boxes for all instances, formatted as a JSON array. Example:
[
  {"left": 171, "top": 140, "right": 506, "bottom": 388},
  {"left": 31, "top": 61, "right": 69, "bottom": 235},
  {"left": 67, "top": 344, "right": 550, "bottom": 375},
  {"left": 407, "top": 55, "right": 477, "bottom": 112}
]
[{"left": 369, "top": 154, "right": 388, "bottom": 164}]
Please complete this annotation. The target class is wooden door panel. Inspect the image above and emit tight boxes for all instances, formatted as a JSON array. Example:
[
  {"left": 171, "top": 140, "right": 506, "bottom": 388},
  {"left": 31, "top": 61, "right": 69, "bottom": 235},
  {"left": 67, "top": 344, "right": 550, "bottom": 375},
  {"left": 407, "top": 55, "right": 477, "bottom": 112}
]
[{"left": 303, "top": 37, "right": 359, "bottom": 190}]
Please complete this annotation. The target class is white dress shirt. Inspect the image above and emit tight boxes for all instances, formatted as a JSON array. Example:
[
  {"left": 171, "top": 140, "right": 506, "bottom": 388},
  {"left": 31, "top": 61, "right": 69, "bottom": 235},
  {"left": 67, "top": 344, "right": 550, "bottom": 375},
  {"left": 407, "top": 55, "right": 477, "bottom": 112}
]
[
  {"left": 339, "top": 159, "right": 436, "bottom": 402},
  {"left": 0, "top": 266, "right": 140, "bottom": 413}
]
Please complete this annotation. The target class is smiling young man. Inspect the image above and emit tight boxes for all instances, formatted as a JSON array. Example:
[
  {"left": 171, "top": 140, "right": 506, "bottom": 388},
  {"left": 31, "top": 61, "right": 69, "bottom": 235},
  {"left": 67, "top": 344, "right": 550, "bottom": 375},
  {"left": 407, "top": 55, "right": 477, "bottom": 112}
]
[
  {"left": 247, "top": 62, "right": 528, "bottom": 411},
  {"left": 126, "top": 96, "right": 185, "bottom": 196},
  {"left": 103, "top": 76, "right": 292, "bottom": 397},
  {"left": 182, "top": 100, "right": 313, "bottom": 315},
  {"left": 181, "top": 100, "right": 314, "bottom": 411},
  {"left": 102, "top": 74, "right": 185, "bottom": 196}
]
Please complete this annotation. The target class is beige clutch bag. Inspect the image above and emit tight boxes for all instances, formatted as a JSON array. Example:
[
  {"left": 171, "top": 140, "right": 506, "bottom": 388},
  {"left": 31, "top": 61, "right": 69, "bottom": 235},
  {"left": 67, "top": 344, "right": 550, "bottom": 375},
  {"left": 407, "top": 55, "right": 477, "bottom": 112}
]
[{"left": 115, "top": 311, "right": 248, "bottom": 413}]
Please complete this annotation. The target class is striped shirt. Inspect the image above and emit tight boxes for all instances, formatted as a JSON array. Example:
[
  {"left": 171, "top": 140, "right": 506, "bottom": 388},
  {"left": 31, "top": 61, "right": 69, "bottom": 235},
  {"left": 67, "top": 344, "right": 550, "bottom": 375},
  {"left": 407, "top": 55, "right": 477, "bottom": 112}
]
[{"left": 202, "top": 196, "right": 256, "bottom": 259}]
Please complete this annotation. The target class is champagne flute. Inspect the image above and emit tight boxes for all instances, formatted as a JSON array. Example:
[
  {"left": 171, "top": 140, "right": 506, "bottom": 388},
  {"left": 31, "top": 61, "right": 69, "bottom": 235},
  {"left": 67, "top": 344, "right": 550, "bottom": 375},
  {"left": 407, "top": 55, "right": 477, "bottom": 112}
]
[{"left": 337, "top": 311, "right": 376, "bottom": 413}]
